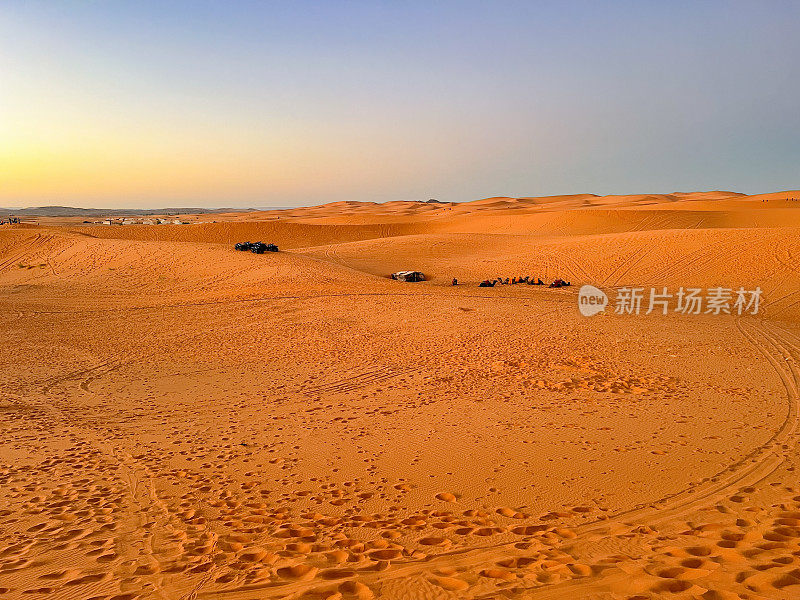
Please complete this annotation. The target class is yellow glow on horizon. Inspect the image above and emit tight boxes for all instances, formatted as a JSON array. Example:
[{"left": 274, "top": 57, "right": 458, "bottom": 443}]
[
  {"left": 0, "top": 85, "right": 405, "bottom": 205},
  {"left": 0, "top": 129, "right": 407, "bottom": 204}
]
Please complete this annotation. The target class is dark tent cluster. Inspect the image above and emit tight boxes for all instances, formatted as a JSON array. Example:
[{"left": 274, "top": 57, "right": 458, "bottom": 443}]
[{"left": 235, "top": 242, "right": 279, "bottom": 254}]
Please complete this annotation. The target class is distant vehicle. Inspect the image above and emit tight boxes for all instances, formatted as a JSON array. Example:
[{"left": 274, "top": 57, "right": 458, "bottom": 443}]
[
  {"left": 549, "top": 279, "right": 571, "bottom": 288},
  {"left": 251, "top": 242, "right": 278, "bottom": 253},
  {"left": 235, "top": 242, "right": 279, "bottom": 253},
  {"left": 391, "top": 271, "right": 425, "bottom": 282}
]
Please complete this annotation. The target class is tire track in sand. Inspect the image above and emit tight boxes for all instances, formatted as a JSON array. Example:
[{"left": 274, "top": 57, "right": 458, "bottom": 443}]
[
  {"left": 0, "top": 233, "right": 46, "bottom": 271},
  {"left": 209, "top": 317, "right": 800, "bottom": 599},
  {"left": 301, "top": 365, "right": 418, "bottom": 397},
  {"left": 30, "top": 361, "right": 190, "bottom": 600},
  {"left": 522, "top": 317, "right": 800, "bottom": 599}
]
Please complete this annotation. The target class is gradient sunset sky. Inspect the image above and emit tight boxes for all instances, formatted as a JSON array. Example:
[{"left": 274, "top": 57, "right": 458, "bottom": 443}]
[{"left": 2, "top": 1, "right": 799, "bottom": 208}]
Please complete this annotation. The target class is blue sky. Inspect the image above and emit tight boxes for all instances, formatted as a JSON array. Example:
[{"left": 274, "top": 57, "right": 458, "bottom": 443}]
[{"left": 1, "top": 1, "right": 798, "bottom": 207}]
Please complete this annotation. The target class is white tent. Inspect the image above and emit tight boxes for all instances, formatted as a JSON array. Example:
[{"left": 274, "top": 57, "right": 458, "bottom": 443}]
[{"left": 391, "top": 271, "right": 425, "bottom": 282}]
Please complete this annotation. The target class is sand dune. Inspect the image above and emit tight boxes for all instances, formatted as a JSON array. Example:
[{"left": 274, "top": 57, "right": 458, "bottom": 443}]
[{"left": 2, "top": 192, "right": 800, "bottom": 599}]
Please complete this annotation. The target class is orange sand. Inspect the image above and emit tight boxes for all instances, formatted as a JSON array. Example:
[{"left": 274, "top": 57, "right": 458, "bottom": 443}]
[{"left": 1, "top": 190, "right": 800, "bottom": 599}]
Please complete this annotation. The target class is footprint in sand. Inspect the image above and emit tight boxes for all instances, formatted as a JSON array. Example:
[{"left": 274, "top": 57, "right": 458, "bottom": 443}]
[
  {"left": 276, "top": 563, "right": 318, "bottom": 580},
  {"left": 480, "top": 567, "right": 516, "bottom": 581},
  {"left": 418, "top": 537, "right": 451, "bottom": 547},
  {"left": 338, "top": 580, "right": 374, "bottom": 599},
  {"left": 39, "top": 569, "right": 82, "bottom": 581},
  {"left": 430, "top": 575, "right": 470, "bottom": 591}
]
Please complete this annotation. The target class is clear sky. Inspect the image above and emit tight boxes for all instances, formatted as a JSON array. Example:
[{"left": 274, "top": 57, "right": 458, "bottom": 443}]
[{"left": 1, "top": 1, "right": 798, "bottom": 208}]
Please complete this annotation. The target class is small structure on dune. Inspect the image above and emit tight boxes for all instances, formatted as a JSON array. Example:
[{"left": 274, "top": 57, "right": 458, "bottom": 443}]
[{"left": 391, "top": 271, "right": 425, "bottom": 282}]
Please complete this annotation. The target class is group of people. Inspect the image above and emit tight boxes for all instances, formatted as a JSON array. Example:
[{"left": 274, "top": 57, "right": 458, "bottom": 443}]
[
  {"left": 0, "top": 217, "right": 20, "bottom": 225},
  {"left": 456, "top": 276, "right": 572, "bottom": 288},
  {"left": 478, "top": 276, "right": 545, "bottom": 287}
]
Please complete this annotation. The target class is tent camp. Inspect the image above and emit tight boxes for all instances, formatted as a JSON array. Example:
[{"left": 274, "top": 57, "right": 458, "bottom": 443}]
[{"left": 391, "top": 271, "right": 425, "bottom": 282}]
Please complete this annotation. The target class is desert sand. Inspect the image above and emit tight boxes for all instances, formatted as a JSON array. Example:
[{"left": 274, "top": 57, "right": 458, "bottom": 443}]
[{"left": 1, "top": 190, "right": 800, "bottom": 599}]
